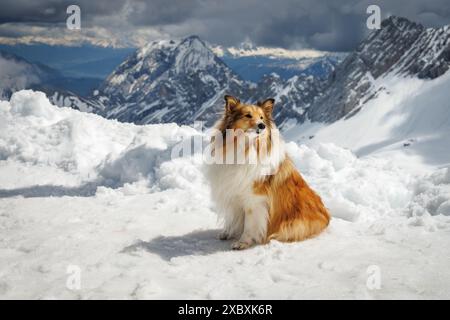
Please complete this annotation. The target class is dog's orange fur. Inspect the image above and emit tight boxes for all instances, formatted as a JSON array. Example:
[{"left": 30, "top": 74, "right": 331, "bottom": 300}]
[
  {"left": 217, "top": 95, "right": 330, "bottom": 243},
  {"left": 253, "top": 157, "right": 330, "bottom": 242}
]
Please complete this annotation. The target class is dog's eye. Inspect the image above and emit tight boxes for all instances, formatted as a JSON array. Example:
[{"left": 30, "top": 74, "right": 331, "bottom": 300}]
[
  {"left": 245, "top": 114, "right": 252, "bottom": 118},
  {"left": 260, "top": 116, "right": 263, "bottom": 119}
]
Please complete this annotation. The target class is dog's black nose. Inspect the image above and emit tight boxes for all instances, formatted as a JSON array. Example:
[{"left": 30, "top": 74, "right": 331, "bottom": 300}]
[{"left": 258, "top": 123, "right": 266, "bottom": 130}]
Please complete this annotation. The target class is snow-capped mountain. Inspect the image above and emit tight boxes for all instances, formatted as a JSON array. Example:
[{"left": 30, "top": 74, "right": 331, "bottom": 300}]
[
  {"left": 306, "top": 16, "right": 450, "bottom": 123},
  {"left": 98, "top": 36, "right": 248, "bottom": 125}
]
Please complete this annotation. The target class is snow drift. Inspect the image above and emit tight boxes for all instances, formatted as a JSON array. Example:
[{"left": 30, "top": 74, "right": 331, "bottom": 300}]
[{"left": 0, "top": 90, "right": 200, "bottom": 192}]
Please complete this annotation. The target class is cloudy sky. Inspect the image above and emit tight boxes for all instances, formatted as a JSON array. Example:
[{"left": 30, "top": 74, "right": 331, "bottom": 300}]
[{"left": 1, "top": 0, "right": 450, "bottom": 51}]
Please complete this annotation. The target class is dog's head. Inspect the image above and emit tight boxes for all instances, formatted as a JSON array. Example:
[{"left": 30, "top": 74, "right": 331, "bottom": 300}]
[{"left": 221, "top": 95, "right": 275, "bottom": 136}]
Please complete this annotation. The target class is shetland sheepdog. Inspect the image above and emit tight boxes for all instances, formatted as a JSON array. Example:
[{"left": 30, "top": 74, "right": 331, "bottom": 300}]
[{"left": 205, "top": 95, "right": 330, "bottom": 250}]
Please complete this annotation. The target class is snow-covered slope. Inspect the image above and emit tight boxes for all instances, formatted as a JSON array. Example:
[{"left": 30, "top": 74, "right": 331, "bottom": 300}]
[
  {"left": 307, "top": 16, "right": 450, "bottom": 123},
  {"left": 98, "top": 36, "right": 247, "bottom": 125},
  {"left": 286, "top": 70, "right": 450, "bottom": 169},
  {"left": 1, "top": 90, "right": 449, "bottom": 299}
]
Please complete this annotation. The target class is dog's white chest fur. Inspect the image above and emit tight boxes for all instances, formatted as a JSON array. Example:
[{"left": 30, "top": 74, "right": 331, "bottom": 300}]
[
  {"left": 207, "top": 162, "right": 266, "bottom": 206},
  {"left": 206, "top": 162, "right": 268, "bottom": 243},
  {"left": 205, "top": 140, "right": 285, "bottom": 248}
]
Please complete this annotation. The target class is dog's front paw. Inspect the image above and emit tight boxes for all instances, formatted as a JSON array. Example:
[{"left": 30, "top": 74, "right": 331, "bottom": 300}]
[{"left": 231, "top": 240, "right": 251, "bottom": 250}]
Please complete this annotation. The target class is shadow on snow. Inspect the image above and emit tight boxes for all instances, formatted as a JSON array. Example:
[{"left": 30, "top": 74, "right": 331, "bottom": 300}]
[{"left": 121, "top": 229, "right": 231, "bottom": 260}]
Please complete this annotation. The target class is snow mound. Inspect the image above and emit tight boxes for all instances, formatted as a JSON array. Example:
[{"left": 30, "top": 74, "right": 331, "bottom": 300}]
[
  {"left": 9, "top": 90, "right": 58, "bottom": 120},
  {"left": 286, "top": 142, "right": 412, "bottom": 222},
  {"left": 407, "top": 166, "right": 450, "bottom": 217},
  {"left": 0, "top": 90, "right": 197, "bottom": 191}
]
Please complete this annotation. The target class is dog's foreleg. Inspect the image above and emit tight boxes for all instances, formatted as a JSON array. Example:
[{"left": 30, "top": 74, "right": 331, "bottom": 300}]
[
  {"left": 232, "top": 197, "right": 268, "bottom": 250},
  {"left": 219, "top": 205, "right": 245, "bottom": 240}
]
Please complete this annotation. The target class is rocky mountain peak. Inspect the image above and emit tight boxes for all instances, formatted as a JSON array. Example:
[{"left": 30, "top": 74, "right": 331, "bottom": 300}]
[
  {"left": 173, "top": 35, "right": 218, "bottom": 73},
  {"left": 97, "top": 35, "right": 246, "bottom": 125}
]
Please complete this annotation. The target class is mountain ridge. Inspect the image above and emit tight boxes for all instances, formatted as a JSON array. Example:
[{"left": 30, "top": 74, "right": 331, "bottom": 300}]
[{"left": 306, "top": 15, "right": 450, "bottom": 124}]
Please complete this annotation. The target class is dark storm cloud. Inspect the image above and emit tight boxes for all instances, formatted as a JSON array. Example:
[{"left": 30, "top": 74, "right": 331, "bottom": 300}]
[
  {"left": 128, "top": 0, "right": 200, "bottom": 26},
  {"left": 1, "top": 0, "right": 450, "bottom": 51},
  {"left": 0, "top": 0, "right": 125, "bottom": 24},
  {"left": 240, "top": 0, "right": 369, "bottom": 51}
]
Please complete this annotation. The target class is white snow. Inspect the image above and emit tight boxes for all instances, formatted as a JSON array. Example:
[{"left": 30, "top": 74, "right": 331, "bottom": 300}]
[
  {"left": 285, "top": 71, "right": 450, "bottom": 169},
  {"left": 1, "top": 90, "right": 450, "bottom": 299}
]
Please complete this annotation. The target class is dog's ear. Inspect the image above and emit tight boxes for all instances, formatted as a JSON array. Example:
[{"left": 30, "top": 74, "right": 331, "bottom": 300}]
[
  {"left": 224, "top": 95, "right": 240, "bottom": 112},
  {"left": 261, "top": 98, "right": 275, "bottom": 114}
]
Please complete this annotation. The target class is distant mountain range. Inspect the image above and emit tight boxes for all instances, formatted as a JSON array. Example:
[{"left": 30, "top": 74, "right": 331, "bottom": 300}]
[
  {"left": 0, "top": 44, "right": 134, "bottom": 79},
  {"left": 0, "top": 50, "right": 105, "bottom": 111},
  {"left": 1, "top": 16, "right": 449, "bottom": 132},
  {"left": 0, "top": 44, "right": 135, "bottom": 96},
  {"left": 0, "top": 50, "right": 58, "bottom": 100},
  {"left": 94, "top": 36, "right": 347, "bottom": 127}
]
